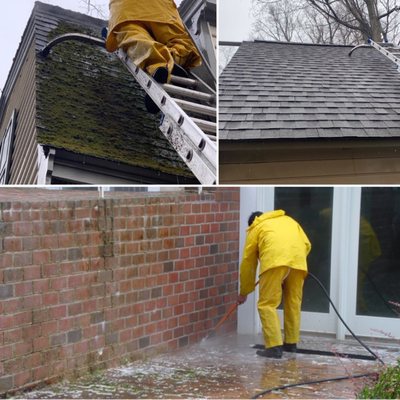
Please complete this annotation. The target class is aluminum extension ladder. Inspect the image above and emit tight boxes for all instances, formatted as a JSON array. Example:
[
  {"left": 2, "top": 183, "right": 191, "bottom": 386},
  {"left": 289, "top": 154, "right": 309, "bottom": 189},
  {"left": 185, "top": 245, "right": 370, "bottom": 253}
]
[
  {"left": 349, "top": 39, "right": 400, "bottom": 72},
  {"left": 40, "top": 33, "right": 217, "bottom": 185},
  {"left": 116, "top": 50, "right": 217, "bottom": 185}
]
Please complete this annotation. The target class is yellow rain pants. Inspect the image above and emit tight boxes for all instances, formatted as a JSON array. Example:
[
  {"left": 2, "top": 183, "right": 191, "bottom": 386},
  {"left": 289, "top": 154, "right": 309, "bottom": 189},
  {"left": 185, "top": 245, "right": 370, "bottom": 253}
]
[
  {"left": 106, "top": 0, "right": 201, "bottom": 80},
  {"left": 258, "top": 266, "right": 307, "bottom": 348}
]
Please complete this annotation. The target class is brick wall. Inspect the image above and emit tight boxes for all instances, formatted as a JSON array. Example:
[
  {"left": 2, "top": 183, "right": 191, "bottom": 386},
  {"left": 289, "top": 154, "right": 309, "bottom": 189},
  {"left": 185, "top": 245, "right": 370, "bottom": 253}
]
[{"left": 0, "top": 188, "right": 240, "bottom": 394}]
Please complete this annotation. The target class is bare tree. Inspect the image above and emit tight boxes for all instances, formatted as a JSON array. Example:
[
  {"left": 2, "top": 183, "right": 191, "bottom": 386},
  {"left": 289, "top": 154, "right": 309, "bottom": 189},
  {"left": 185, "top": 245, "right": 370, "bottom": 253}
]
[
  {"left": 305, "top": 0, "right": 400, "bottom": 42},
  {"left": 300, "top": 6, "right": 363, "bottom": 44},
  {"left": 251, "top": 0, "right": 400, "bottom": 44},
  {"left": 251, "top": 0, "right": 303, "bottom": 42},
  {"left": 80, "top": 0, "right": 108, "bottom": 19},
  {"left": 219, "top": 46, "right": 239, "bottom": 74}
]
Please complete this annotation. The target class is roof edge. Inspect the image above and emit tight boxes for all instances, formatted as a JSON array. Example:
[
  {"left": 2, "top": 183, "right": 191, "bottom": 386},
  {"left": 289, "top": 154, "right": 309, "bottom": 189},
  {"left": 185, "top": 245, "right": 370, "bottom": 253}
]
[{"left": 251, "top": 39, "right": 365, "bottom": 49}]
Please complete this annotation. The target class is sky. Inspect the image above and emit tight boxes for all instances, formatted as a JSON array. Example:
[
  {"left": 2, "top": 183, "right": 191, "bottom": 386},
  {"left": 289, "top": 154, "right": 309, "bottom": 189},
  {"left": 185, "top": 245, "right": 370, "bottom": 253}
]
[
  {"left": 0, "top": 0, "right": 184, "bottom": 92},
  {"left": 219, "top": 0, "right": 254, "bottom": 42}
]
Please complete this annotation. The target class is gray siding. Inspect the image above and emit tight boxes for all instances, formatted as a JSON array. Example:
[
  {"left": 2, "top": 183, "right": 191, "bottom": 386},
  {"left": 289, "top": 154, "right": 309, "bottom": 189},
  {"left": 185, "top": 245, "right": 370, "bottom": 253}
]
[{"left": 0, "top": 46, "right": 38, "bottom": 184}]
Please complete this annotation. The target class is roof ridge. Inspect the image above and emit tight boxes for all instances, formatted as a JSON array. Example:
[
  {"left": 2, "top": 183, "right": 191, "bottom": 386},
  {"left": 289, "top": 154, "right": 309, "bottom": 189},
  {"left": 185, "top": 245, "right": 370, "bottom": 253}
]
[
  {"left": 34, "top": 1, "right": 107, "bottom": 26},
  {"left": 251, "top": 39, "right": 359, "bottom": 49}
]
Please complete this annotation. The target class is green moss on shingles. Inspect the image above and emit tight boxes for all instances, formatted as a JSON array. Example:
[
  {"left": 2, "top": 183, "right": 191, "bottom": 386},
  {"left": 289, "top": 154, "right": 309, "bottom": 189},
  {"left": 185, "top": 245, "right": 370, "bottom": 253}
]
[{"left": 36, "top": 21, "right": 194, "bottom": 178}]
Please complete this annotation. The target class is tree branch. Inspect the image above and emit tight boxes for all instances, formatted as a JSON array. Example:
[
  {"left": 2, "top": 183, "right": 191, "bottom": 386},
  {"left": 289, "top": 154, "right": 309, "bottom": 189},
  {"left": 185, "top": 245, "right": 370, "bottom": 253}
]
[{"left": 379, "top": 5, "right": 400, "bottom": 20}]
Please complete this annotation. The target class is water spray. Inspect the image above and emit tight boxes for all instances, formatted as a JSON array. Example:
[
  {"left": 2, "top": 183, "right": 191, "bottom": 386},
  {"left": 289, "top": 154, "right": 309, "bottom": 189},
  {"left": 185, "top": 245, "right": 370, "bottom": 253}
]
[{"left": 204, "top": 271, "right": 386, "bottom": 398}]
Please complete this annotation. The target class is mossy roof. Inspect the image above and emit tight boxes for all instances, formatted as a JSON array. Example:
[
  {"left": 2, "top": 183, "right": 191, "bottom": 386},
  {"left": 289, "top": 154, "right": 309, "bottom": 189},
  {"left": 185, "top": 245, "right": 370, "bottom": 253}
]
[{"left": 34, "top": 2, "right": 195, "bottom": 179}]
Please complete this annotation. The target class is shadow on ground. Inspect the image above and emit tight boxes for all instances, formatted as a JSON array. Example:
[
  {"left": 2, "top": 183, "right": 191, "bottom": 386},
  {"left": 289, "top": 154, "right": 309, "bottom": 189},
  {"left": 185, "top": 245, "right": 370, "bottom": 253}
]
[{"left": 12, "top": 333, "right": 400, "bottom": 399}]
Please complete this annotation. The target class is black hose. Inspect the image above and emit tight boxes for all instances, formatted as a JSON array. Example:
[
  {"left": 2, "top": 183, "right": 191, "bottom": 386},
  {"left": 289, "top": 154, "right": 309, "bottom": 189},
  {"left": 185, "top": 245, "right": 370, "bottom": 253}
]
[
  {"left": 251, "top": 372, "right": 377, "bottom": 399},
  {"left": 308, "top": 272, "right": 385, "bottom": 365},
  {"left": 251, "top": 344, "right": 376, "bottom": 361},
  {"left": 365, "top": 272, "right": 397, "bottom": 316},
  {"left": 249, "top": 271, "right": 385, "bottom": 399}
]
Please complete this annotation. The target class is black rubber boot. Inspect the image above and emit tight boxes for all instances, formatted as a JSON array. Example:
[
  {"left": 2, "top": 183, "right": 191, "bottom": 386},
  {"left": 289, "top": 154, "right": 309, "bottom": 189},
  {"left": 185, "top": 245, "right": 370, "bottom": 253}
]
[
  {"left": 172, "top": 63, "right": 189, "bottom": 78},
  {"left": 144, "top": 67, "right": 168, "bottom": 114},
  {"left": 283, "top": 343, "right": 297, "bottom": 353},
  {"left": 256, "top": 345, "right": 283, "bottom": 359}
]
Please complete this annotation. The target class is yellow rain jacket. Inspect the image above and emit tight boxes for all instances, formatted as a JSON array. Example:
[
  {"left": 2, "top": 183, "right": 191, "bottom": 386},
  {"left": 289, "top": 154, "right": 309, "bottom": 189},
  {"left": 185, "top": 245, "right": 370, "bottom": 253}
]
[
  {"left": 240, "top": 210, "right": 311, "bottom": 296},
  {"left": 106, "top": 0, "right": 185, "bottom": 52}
]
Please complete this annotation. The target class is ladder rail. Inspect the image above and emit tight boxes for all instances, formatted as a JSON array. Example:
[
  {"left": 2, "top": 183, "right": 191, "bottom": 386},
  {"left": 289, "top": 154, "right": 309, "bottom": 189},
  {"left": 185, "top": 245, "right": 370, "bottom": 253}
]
[
  {"left": 117, "top": 49, "right": 217, "bottom": 185},
  {"left": 160, "top": 115, "right": 216, "bottom": 184}
]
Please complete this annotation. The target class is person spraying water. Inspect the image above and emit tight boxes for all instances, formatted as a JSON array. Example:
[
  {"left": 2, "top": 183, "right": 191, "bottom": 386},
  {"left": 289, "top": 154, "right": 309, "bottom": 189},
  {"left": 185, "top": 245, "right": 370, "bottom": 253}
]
[{"left": 237, "top": 210, "right": 311, "bottom": 359}]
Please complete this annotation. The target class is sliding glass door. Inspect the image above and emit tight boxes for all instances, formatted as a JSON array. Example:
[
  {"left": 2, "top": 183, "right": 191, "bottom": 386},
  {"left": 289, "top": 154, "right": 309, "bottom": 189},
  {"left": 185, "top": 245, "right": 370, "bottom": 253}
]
[{"left": 238, "top": 187, "right": 400, "bottom": 340}]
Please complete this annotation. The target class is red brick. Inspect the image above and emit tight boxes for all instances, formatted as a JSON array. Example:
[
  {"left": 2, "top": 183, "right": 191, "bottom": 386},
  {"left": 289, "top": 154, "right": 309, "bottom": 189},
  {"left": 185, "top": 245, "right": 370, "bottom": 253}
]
[
  {"left": 168, "top": 272, "right": 179, "bottom": 284},
  {"left": 68, "top": 275, "right": 84, "bottom": 288},
  {"left": 32, "top": 250, "right": 51, "bottom": 265},
  {"left": 13, "top": 340, "right": 33, "bottom": 357},
  {"left": 14, "top": 370, "right": 32, "bottom": 388},
  {"left": 3, "top": 328, "right": 22, "bottom": 344},
  {"left": 0, "top": 345, "right": 13, "bottom": 361},
  {"left": 24, "top": 352, "right": 43, "bottom": 369},
  {"left": 49, "top": 305, "right": 67, "bottom": 319},
  {"left": 41, "top": 235, "right": 59, "bottom": 249},
  {"left": 23, "top": 265, "right": 41, "bottom": 280},
  {"left": 22, "top": 294, "right": 42, "bottom": 309},
  {"left": 13, "top": 221, "right": 33, "bottom": 236},
  {"left": 2, "top": 298, "right": 23, "bottom": 314},
  {"left": 32, "top": 365, "right": 49, "bottom": 381},
  {"left": 14, "top": 282, "right": 32, "bottom": 297},
  {"left": 42, "top": 292, "right": 59, "bottom": 306},
  {"left": 3, "top": 237, "right": 22, "bottom": 252}
]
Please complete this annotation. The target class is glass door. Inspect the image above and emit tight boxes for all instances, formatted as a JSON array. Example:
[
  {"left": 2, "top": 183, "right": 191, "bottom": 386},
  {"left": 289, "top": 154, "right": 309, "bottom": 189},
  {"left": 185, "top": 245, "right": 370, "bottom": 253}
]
[
  {"left": 347, "top": 187, "right": 400, "bottom": 339},
  {"left": 274, "top": 187, "right": 336, "bottom": 333}
]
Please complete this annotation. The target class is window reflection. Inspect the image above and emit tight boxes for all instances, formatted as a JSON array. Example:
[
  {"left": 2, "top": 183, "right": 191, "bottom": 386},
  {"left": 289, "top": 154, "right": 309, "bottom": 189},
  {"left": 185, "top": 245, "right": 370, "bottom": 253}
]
[
  {"left": 358, "top": 188, "right": 400, "bottom": 318},
  {"left": 275, "top": 187, "right": 333, "bottom": 313}
]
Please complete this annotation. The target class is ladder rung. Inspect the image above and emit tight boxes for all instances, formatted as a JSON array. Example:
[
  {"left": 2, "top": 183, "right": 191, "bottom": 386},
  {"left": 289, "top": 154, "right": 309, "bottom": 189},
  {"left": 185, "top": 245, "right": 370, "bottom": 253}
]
[
  {"left": 173, "top": 98, "right": 216, "bottom": 117},
  {"left": 163, "top": 84, "right": 215, "bottom": 103},
  {"left": 192, "top": 118, "right": 217, "bottom": 134},
  {"left": 170, "top": 75, "right": 197, "bottom": 88}
]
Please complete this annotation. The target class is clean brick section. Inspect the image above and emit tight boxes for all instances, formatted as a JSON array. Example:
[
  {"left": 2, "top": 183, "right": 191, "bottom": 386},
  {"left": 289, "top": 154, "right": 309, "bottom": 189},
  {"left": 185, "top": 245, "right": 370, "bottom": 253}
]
[{"left": 0, "top": 188, "right": 240, "bottom": 395}]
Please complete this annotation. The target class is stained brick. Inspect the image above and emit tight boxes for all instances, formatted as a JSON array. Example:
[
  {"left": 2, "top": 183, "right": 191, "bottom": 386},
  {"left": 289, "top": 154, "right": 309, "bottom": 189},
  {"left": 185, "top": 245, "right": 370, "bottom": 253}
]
[
  {"left": 0, "top": 376, "right": 13, "bottom": 393},
  {"left": 151, "top": 287, "right": 162, "bottom": 299},
  {"left": 163, "top": 261, "right": 174, "bottom": 273},
  {"left": 67, "top": 329, "right": 82, "bottom": 344},
  {"left": 139, "top": 337, "right": 150, "bottom": 349}
]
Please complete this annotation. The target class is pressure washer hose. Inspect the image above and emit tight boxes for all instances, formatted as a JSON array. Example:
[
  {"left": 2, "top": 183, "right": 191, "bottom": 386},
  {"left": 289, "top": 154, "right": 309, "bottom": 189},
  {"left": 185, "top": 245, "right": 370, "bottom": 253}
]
[
  {"left": 208, "top": 270, "right": 386, "bottom": 398},
  {"left": 212, "top": 272, "right": 383, "bottom": 365},
  {"left": 251, "top": 372, "right": 379, "bottom": 399},
  {"left": 307, "top": 272, "right": 384, "bottom": 365}
]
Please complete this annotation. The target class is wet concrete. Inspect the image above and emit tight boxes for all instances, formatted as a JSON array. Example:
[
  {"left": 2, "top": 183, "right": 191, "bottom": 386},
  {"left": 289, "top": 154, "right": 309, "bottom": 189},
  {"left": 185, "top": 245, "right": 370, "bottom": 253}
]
[{"left": 12, "top": 333, "right": 400, "bottom": 399}]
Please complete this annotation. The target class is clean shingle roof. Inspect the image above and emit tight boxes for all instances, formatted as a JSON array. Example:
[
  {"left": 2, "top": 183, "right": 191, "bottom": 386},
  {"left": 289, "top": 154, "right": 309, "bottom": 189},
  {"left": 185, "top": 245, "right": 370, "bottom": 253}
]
[{"left": 219, "top": 41, "right": 400, "bottom": 140}]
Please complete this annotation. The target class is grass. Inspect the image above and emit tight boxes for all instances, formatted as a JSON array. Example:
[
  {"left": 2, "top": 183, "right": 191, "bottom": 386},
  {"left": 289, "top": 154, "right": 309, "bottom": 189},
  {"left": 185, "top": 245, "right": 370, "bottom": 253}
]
[{"left": 358, "top": 359, "right": 400, "bottom": 399}]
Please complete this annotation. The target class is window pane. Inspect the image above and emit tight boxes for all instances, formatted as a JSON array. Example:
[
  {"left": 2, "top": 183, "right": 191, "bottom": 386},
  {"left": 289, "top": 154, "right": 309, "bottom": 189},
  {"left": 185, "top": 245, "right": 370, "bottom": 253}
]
[
  {"left": 358, "top": 188, "right": 400, "bottom": 318},
  {"left": 275, "top": 187, "right": 333, "bottom": 313}
]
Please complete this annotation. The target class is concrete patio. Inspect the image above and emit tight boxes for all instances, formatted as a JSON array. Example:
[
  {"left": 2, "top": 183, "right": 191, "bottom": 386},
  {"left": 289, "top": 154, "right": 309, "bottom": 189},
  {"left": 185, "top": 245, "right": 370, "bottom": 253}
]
[{"left": 11, "top": 332, "right": 400, "bottom": 399}]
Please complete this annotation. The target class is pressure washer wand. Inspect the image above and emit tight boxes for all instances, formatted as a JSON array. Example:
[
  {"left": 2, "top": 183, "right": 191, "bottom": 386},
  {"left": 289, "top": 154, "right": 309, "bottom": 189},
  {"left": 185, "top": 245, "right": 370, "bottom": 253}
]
[{"left": 204, "top": 280, "right": 260, "bottom": 340}]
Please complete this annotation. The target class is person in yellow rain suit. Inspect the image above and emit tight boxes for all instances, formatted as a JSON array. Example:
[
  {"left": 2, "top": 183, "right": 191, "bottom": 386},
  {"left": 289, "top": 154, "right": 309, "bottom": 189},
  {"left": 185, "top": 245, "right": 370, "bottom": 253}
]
[
  {"left": 106, "top": 0, "right": 202, "bottom": 112},
  {"left": 238, "top": 210, "right": 311, "bottom": 359}
]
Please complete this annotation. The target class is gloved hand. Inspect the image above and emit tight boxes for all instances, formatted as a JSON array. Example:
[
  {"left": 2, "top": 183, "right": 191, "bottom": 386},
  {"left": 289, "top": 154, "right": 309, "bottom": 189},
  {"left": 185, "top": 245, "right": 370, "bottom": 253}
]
[{"left": 237, "top": 294, "right": 247, "bottom": 305}]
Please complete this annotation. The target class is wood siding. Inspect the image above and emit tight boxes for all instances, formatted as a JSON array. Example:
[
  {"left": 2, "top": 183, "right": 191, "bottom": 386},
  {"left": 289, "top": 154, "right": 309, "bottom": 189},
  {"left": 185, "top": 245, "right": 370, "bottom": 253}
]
[
  {"left": 0, "top": 45, "right": 38, "bottom": 184},
  {"left": 219, "top": 140, "right": 400, "bottom": 184}
]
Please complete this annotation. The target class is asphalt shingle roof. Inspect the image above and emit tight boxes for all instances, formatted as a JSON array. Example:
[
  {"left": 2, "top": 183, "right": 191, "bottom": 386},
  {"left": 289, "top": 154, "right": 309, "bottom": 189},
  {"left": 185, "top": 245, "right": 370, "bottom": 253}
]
[{"left": 219, "top": 41, "right": 400, "bottom": 140}]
